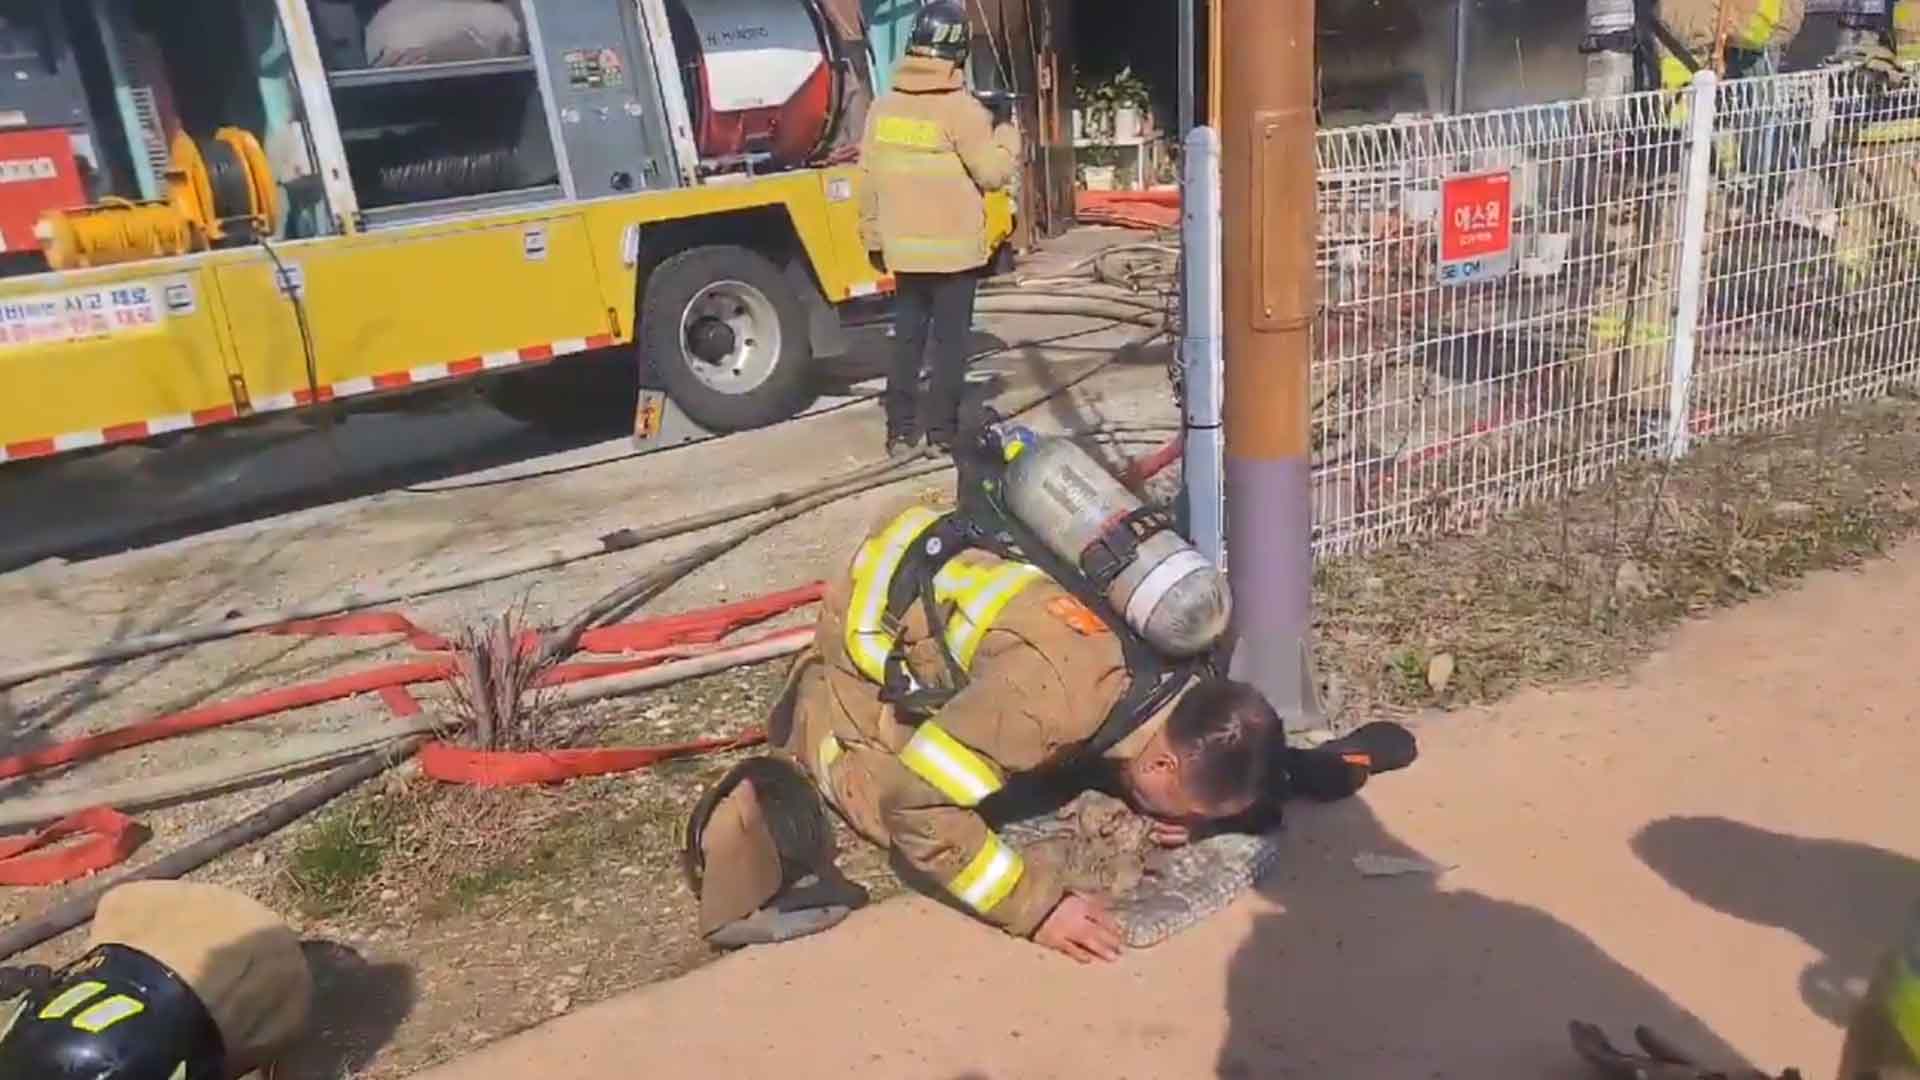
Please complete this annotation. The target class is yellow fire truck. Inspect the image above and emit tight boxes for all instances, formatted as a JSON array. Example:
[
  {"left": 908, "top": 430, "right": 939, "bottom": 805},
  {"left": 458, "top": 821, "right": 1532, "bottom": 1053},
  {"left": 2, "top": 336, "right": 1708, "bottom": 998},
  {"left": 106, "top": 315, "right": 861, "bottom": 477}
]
[{"left": 0, "top": 0, "right": 1012, "bottom": 464}]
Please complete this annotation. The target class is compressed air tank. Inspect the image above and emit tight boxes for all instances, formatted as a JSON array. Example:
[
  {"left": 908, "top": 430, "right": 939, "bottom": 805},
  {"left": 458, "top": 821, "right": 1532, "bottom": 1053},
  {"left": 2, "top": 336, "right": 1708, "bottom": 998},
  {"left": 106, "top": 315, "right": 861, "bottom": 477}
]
[{"left": 1000, "top": 430, "right": 1232, "bottom": 658}]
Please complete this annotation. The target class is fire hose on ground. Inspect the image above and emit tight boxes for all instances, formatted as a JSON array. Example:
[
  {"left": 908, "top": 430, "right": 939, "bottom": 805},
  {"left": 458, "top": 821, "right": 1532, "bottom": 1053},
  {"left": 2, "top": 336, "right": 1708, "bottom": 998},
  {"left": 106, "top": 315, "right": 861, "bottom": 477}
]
[
  {"left": 0, "top": 294, "right": 1187, "bottom": 955},
  {"left": 0, "top": 316, "right": 1174, "bottom": 692},
  {"left": 0, "top": 434, "right": 1185, "bottom": 945}
]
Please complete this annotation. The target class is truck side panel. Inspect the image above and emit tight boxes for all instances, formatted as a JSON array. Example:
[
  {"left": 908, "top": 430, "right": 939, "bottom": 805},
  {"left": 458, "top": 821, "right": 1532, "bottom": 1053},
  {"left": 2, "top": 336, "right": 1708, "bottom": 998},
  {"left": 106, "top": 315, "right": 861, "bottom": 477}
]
[
  {"left": 215, "top": 214, "right": 614, "bottom": 409},
  {"left": 577, "top": 166, "right": 884, "bottom": 331},
  {"left": 0, "top": 267, "right": 240, "bottom": 461}
]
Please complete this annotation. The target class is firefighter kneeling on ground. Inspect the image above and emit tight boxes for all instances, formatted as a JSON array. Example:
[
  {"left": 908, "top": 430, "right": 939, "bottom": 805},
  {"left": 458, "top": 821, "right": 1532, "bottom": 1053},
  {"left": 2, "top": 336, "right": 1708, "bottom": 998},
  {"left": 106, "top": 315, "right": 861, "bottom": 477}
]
[
  {"left": 685, "top": 421, "right": 1414, "bottom": 963},
  {"left": 859, "top": 0, "right": 1022, "bottom": 458}
]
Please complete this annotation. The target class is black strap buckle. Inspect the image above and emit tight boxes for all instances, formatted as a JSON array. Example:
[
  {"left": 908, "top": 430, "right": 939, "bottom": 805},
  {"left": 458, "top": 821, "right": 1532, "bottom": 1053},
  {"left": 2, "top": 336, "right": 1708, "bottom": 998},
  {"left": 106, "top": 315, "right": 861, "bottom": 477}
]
[{"left": 1078, "top": 507, "right": 1173, "bottom": 591}]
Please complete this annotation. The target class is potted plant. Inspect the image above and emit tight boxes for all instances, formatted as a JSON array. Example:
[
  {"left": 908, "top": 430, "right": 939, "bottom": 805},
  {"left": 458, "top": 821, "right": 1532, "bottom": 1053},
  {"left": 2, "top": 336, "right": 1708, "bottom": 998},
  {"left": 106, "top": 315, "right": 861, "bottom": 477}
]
[
  {"left": 1076, "top": 66, "right": 1152, "bottom": 143},
  {"left": 1078, "top": 145, "right": 1120, "bottom": 191}
]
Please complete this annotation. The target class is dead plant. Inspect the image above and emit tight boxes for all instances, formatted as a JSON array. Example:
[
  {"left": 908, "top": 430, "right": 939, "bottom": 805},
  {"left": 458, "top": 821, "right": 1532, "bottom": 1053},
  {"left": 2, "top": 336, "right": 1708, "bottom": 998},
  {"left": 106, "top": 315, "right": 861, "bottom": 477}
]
[{"left": 445, "top": 602, "right": 592, "bottom": 752}]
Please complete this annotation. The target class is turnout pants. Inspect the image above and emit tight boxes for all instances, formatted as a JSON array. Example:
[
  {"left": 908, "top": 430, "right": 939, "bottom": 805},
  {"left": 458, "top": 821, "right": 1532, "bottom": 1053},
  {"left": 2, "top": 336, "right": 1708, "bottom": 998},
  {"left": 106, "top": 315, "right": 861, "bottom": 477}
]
[{"left": 887, "top": 270, "right": 981, "bottom": 443}]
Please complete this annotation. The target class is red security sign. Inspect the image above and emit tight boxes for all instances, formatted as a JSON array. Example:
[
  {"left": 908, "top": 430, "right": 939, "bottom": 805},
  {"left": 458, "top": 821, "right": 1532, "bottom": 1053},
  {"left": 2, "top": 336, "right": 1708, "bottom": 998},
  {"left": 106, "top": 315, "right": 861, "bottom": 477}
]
[{"left": 1438, "top": 169, "right": 1514, "bottom": 283}]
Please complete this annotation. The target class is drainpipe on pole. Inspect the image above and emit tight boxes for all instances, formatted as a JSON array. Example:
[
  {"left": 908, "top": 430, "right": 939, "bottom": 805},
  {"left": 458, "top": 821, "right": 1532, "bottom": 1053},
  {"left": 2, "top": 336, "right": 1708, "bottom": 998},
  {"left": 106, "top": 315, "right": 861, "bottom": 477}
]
[
  {"left": 1453, "top": 0, "right": 1472, "bottom": 112},
  {"left": 1181, "top": 127, "right": 1225, "bottom": 566}
]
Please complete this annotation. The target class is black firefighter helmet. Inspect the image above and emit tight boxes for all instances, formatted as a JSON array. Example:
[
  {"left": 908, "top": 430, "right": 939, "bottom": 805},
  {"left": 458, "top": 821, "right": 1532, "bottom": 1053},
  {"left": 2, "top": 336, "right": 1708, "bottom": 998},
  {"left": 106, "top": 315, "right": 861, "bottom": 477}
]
[
  {"left": 0, "top": 881, "right": 312, "bottom": 1080},
  {"left": 907, "top": 0, "right": 971, "bottom": 63},
  {"left": 0, "top": 944, "right": 227, "bottom": 1079}
]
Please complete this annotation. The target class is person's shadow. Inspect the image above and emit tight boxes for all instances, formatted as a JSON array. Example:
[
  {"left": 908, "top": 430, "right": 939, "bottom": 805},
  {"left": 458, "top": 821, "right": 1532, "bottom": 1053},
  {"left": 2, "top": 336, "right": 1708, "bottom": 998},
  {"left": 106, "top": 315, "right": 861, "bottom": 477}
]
[
  {"left": 1634, "top": 816, "right": 1920, "bottom": 1027},
  {"left": 1219, "top": 798, "right": 1752, "bottom": 1079},
  {"left": 272, "top": 941, "right": 417, "bottom": 1080}
]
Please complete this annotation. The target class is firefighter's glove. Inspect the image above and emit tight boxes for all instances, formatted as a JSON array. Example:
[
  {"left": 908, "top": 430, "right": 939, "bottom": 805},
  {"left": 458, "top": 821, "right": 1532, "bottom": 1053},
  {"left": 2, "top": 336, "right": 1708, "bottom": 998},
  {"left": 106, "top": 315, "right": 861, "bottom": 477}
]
[
  {"left": 868, "top": 250, "right": 887, "bottom": 274},
  {"left": 1568, "top": 1021, "right": 1804, "bottom": 1080}
]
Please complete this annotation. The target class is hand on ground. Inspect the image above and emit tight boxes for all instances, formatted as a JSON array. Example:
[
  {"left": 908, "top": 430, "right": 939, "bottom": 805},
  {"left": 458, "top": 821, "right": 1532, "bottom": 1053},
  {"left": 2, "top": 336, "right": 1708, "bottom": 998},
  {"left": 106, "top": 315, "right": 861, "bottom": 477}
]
[{"left": 1034, "top": 893, "right": 1124, "bottom": 964}]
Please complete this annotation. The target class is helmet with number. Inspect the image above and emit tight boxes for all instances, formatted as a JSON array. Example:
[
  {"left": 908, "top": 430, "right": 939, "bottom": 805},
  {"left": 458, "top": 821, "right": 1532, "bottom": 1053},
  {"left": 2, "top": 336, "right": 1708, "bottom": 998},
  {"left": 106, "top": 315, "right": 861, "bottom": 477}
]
[
  {"left": 0, "top": 882, "right": 312, "bottom": 1080},
  {"left": 0, "top": 943, "right": 227, "bottom": 1079},
  {"left": 907, "top": 0, "right": 971, "bottom": 63}
]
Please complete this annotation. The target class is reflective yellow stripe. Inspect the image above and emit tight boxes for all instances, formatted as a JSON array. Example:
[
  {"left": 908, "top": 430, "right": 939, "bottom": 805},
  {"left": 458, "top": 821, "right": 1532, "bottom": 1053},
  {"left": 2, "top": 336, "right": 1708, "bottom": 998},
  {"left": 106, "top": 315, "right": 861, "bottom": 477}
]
[
  {"left": 866, "top": 148, "right": 970, "bottom": 178},
  {"left": 889, "top": 234, "right": 987, "bottom": 257},
  {"left": 1590, "top": 313, "right": 1665, "bottom": 347},
  {"left": 900, "top": 720, "right": 1003, "bottom": 806},
  {"left": 1898, "top": 0, "right": 1920, "bottom": 61},
  {"left": 1660, "top": 53, "right": 1694, "bottom": 92},
  {"left": 1734, "top": 0, "right": 1784, "bottom": 50},
  {"left": 845, "top": 507, "right": 944, "bottom": 683},
  {"left": 874, "top": 115, "right": 946, "bottom": 151},
  {"left": 71, "top": 995, "right": 144, "bottom": 1034},
  {"left": 948, "top": 832, "right": 1024, "bottom": 914},
  {"left": 1892, "top": 951, "right": 1920, "bottom": 1062},
  {"left": 934, "top": 561, "right": 1044, "bottom": 668},
  {"left": 1861, "top": 119, "right": 1920, "bottom": 144},
  {"left": 38, "top": 982, "right": 106, "bottom": 1021}
]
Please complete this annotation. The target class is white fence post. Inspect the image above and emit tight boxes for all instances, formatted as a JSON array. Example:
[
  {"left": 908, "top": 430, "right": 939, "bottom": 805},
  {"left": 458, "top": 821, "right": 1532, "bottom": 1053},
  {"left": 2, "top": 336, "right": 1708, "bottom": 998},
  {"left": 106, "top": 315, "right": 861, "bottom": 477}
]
[{"left": 1666, "top": 68, "right": 1719, "bottom": 460}]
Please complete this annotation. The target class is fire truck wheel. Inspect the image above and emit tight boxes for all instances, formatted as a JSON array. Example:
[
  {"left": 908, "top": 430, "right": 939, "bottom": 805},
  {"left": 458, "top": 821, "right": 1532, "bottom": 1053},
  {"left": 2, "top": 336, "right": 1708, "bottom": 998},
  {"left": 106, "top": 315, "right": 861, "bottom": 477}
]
[{"left": 642, "top": 245, "right": 814, "bottom": 432}]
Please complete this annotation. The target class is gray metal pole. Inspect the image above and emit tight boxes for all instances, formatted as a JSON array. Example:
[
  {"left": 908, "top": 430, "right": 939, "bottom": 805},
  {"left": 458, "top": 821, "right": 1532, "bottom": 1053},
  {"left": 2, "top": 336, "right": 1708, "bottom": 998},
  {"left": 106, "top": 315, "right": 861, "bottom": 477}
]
[
  {"left": 1179, "top": 0, "right": 1197, "bottom": 135},
  {"left": 1453, "top": 0, "right": 1471, "bottom": 112},
  {"left": 1181, "top": 127, "right": 1224, "bottom": 567}
]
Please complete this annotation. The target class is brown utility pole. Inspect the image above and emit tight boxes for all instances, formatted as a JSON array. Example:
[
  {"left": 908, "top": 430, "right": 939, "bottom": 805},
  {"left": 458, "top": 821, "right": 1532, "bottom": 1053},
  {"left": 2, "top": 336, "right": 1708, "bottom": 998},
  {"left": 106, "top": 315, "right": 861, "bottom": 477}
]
[{"left": 1219, "top": 0, "right": 1323, "bottom": 729}]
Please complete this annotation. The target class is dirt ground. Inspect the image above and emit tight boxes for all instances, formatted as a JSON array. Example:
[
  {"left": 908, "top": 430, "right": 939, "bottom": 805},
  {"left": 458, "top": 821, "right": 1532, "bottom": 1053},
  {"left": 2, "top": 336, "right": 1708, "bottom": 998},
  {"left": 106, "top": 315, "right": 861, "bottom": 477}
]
[
  {"left": 425, "top": 539, "right": 1920, "bottom": 1080},
  {"left": 4, "top": 229, "right": 1920, "bottom": 1077},
  {"left": 0, "top": 266, "right": 1183, "bottom": 1078}
]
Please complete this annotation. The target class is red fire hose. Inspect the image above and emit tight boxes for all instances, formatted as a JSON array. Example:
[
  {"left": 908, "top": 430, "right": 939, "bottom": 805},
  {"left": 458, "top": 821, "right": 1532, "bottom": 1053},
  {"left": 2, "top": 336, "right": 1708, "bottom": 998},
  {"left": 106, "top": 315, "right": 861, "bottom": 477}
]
[{"left": 0, "top": 441, "right": 1189, "bottom": 882}]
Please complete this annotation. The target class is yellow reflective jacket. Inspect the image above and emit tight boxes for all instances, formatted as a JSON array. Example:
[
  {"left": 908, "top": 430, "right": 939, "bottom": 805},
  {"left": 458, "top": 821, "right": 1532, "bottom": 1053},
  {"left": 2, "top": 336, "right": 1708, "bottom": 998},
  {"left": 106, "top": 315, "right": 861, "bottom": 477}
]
[
  {"left": 1655, "top": 0, "right": 1805, "bottom": 87},
  {"left": 857, "top": 56, "right": 1021, "bottom": 274}
]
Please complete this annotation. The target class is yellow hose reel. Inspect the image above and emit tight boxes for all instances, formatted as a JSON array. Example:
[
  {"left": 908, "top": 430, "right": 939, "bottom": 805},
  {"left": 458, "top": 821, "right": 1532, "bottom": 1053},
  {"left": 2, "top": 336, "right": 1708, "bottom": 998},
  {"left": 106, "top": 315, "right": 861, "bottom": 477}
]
[{"left": 36, "top": 127, "right": 282, "bottom": 271}]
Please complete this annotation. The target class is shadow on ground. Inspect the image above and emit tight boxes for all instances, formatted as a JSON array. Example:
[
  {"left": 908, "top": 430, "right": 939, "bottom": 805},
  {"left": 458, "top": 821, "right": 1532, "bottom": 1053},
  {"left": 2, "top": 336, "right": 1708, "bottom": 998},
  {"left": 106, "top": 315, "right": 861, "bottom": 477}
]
[
  {"left": 1219, "top": 798, "right": 1749, "bottom": 1079},
  {"left": 1634, "top": 816, "right": 1920, "bottom": 1026},
  {"left": 274, "top": 940, "right": 417, "bottom": 1080}
]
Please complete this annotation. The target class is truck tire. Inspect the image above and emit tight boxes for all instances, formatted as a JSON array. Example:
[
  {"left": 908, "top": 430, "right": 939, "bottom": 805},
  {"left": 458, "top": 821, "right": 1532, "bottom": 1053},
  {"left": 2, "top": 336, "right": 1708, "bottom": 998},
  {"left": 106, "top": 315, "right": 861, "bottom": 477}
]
[{"left": 640, "top": 245, "right": 815, "bottom": 432}]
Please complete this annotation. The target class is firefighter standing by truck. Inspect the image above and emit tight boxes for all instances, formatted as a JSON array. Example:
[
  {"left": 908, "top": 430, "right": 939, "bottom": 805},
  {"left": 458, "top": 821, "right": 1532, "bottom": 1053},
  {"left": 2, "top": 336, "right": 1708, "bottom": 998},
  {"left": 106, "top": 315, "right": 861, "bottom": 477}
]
[{"left": 859, "top": 0, "right": 1022, "bottom": 457}]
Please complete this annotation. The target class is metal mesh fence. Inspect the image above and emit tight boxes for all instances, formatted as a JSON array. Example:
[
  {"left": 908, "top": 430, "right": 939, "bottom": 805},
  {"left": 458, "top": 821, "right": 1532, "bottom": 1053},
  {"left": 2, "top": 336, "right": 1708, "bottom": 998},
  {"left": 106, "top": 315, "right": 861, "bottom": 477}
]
[
  {"left": 1692, "top": 68, "right": 1920, "bottom": 435},
  {"left": 1307, "top": 65, "right": 1920, "bottom": 557}
]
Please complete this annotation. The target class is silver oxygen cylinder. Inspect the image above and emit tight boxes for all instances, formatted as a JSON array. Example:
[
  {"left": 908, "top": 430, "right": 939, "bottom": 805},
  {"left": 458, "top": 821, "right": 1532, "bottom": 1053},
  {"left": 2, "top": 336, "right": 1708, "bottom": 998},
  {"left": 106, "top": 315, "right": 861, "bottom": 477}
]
[{"left": 999, "top": 430, "right": 1231, "bottom": 657}]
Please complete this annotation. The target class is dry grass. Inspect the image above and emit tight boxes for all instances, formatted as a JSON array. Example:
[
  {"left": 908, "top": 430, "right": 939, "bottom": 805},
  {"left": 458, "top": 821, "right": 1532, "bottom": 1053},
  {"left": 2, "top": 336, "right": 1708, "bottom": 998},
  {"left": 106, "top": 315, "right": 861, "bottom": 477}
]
[{"left": 1314, "top": 394, "right": 1920, "bottom": 720}]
